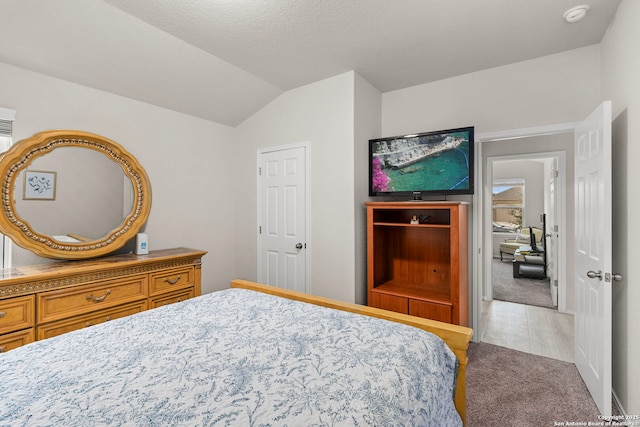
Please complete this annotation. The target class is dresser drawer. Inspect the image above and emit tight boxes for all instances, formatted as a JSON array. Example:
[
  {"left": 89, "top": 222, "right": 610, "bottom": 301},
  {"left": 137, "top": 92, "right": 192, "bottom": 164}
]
[
  {"left": 149, "top": 267, "right": 194, "bottom": 296},
  {"left": 37, "top": 276, "right": 148, "bottom": 324},
  {"left": 0, "top": 295, "right": 35, "bottom": 334},
  {"left": 0, "top": 328, "right": 35, "bottom": 353},
  {"left": 37, "top": 301, "right": 147, "bottom": 340},
  {"left": 149, "top": 287, "right": 195, "bottom": 309}
]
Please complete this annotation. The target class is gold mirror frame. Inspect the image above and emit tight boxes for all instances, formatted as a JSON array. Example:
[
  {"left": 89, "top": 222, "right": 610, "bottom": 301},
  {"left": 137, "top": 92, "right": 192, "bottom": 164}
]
[{"left": 0, "top": 130, "right": 152, "bottom": 259}]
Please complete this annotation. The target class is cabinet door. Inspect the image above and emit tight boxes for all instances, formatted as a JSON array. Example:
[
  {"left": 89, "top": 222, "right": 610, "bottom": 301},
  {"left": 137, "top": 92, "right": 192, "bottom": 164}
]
[
  {"left": 368, "top": 292, "right": 409, "bottom": 314},
  {"left": 409, "top": 299, "right": 452, "bottom": 323}
]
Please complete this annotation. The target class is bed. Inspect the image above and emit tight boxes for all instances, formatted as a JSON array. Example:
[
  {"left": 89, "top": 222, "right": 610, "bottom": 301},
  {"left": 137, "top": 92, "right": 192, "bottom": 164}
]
[{"left": 0, "top": 279, "right": 472, "bottom": 426}]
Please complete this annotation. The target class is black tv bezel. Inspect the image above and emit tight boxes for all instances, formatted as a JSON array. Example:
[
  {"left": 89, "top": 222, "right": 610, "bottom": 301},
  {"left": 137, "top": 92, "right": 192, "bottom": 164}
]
[{"left": 368, "top": 126, "right": 475, "bottom": 198}]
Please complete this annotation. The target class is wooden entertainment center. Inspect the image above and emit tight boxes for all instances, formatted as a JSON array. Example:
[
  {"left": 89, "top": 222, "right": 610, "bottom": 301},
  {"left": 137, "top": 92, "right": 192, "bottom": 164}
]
[{"left": 365, "top": 202, "right": 468, "bottom": 326}]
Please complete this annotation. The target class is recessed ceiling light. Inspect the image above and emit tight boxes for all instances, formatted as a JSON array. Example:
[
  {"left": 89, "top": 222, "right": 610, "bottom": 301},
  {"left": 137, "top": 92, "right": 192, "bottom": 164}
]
[{"left": 563, "top": 5, "right": 590, "bottom": 23}]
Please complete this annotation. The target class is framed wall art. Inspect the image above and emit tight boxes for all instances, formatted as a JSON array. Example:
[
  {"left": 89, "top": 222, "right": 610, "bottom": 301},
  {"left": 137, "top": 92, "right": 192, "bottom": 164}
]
[{"left": 23, "top": 170, "right": 57, "bottom": 200}]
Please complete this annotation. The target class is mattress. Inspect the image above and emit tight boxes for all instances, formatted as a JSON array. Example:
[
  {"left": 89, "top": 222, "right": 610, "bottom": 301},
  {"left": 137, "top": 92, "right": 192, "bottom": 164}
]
[{"left": 0, "top": 288, "right": 461, "bottom": 426}]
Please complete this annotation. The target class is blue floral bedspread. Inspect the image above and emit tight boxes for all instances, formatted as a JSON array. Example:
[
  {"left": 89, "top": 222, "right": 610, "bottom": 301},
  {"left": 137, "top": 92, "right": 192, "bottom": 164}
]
[{"left": 0, "top": 288, "right": 461, "bottom": 426}]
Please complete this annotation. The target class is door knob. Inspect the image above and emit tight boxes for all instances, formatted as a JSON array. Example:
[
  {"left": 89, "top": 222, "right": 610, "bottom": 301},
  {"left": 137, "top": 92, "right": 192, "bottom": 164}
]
[
  {"left": 587, "top": 270, "right": 623, "bottom": 282},
  {"left": 586, "top": 270, "right": 602, "bottom": 280},
  {"left": 295, "top": 243, "right": 303, "bottom": 249}
]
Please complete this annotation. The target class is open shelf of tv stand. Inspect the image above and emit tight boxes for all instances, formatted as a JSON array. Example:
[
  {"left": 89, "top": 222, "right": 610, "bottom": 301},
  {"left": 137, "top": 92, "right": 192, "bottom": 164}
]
[
  {"left": 372, "top": 222, "right": 451, "bottom": 229},
  {"left": 366, "top": 201, "right": 469, "bottom": 326}
]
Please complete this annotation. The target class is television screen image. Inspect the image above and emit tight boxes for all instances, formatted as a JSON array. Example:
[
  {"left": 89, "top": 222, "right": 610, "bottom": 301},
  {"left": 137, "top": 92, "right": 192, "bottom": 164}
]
[{"left": 369, "top": 126, "right": 474, "bottom": 198}]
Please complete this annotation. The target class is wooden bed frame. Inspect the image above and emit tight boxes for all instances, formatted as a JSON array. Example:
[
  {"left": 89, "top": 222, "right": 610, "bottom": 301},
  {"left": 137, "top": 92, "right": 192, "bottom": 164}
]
[{"left": 231, "top": 279, "right": 473, "bottom": 425}]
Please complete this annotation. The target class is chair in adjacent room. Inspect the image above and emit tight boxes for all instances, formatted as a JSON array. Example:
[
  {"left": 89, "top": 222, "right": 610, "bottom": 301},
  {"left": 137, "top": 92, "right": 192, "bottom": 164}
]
[{"left": 499, "top": 226, "right": 544, "bottom": 261}]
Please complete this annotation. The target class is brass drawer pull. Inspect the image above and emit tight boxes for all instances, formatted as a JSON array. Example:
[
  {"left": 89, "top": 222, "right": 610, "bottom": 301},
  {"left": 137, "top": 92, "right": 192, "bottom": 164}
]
[
  {"left": 162, "top": 297, "right": 184, "bottom": 307},
  {"left": 163, "top": 275, "right": 182, "bottom": 285},
  {"left": 85, "top": 316, "right": 111, "bottom": 327},
  {"left": 0, "top": 311, "right": 6, "bottom": 318},
  {"left": 86, "top": 289, "right": 112, "bottom": 303}
]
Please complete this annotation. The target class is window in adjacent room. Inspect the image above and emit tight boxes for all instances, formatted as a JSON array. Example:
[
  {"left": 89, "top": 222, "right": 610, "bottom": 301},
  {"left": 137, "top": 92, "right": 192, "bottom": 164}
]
[
  {"left": 492, "top": 179, "right": 525, "bottom": 233},
  {"left": 0, "top": 107, "right": 16, "bottom": 268}
]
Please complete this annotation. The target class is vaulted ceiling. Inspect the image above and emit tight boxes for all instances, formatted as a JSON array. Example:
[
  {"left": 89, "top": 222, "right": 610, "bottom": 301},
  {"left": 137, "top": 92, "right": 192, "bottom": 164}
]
[{"left": 1, "top": 0, "right": 621, "bottom": 126}]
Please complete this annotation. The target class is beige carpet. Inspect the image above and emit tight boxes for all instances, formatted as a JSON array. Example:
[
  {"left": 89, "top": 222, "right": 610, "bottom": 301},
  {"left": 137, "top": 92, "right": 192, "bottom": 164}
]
[
  {"left": 466, "top": 342, "right": 602, "bottom": 426},
  {"left": 492, "top": 258, "right": 554, "bottom": 308}
]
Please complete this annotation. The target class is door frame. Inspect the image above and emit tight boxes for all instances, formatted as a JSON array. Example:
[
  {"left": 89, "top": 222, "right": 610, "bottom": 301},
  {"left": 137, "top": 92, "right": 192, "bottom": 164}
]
[
  {"left": 472, "top": 122, "right": 578, "bottom": 341},
  {"left": 256, "top": 141, "right": 312, "bottom": 293}
]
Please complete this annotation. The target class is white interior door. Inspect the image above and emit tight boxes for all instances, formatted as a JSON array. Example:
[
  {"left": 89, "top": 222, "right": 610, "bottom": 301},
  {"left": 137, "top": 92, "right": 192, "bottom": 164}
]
[
  {"left": 574, "top": 100, "right": 612, "bottom": 416},
  {"left": 258, "top": 144, "right": 307, "bottom": 293}
]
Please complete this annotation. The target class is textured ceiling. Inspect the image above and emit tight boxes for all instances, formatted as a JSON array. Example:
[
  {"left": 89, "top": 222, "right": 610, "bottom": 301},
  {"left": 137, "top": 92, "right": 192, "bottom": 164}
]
[{"left": 0, "top": 0, "right": 621, "bottom": 126}]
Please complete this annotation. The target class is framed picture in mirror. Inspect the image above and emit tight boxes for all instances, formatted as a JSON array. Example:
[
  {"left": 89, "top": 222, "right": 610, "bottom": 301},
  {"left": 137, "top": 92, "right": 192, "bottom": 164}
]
[{"left": 23, "top": 170, "right": 57, "bottom": 200}]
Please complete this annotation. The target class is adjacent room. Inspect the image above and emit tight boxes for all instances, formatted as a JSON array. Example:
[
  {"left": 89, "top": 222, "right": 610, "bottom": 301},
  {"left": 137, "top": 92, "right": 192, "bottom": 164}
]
[
  {"left": 483, "top": 135, "right": 574, "bottom": 361},
  {"left": 0, "top": 0, "right": 638, "bottom": 424}
]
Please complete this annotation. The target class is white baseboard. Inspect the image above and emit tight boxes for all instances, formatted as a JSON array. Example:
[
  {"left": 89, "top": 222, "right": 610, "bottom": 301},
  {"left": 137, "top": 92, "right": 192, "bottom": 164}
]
[{"left": 612, "top": 389, "right": 627, "bottom": 416}]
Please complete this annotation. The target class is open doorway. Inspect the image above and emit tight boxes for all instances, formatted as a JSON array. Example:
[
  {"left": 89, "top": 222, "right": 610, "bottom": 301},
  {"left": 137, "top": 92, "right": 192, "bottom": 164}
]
[
  {"left": 479, "top": 132, "right": 574, "bottom": 361},
  {"left": 490, "top": 158, "right": 555, "bottom": 308}
]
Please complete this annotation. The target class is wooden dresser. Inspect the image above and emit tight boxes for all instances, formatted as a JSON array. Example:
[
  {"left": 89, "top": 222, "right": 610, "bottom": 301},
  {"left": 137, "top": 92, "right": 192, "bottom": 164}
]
[{"left": 0, "top": 247, "right": 206, "bottom": 353}]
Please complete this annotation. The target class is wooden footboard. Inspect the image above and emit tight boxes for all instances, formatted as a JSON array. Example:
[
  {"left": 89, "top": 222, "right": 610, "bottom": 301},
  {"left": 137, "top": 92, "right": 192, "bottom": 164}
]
[{"left": 231, "top": 279, "right": 473, "bottom": 425}]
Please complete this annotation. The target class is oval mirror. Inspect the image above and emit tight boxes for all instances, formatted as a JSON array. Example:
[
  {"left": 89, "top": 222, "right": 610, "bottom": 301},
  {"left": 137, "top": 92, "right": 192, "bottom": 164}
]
[{"left": 0, "top": 130, "right": 152, "bottom": 259}]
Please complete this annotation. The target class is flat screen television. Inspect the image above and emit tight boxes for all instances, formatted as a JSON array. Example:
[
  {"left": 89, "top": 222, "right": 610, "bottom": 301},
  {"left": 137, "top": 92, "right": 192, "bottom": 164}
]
[{"left": 369, "top": 126, "right": 474, "bottom": 199}]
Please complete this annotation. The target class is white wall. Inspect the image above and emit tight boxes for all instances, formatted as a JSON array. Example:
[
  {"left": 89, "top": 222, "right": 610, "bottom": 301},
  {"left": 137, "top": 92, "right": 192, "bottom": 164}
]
[
  {"left": 0, "top": 61, "right": 237, "bottom": 294},
  {"left": 353, "top": 74, "right": 381, "bottom": 304},
  {"left": 601, "top": 0, "right": 640, "bottom": 414},
  {"left": 235, "top": 72, "right": 357, "bottom": 302},
  {"left": 382, "top": 45, "right": 601, "bottom": 137}
]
